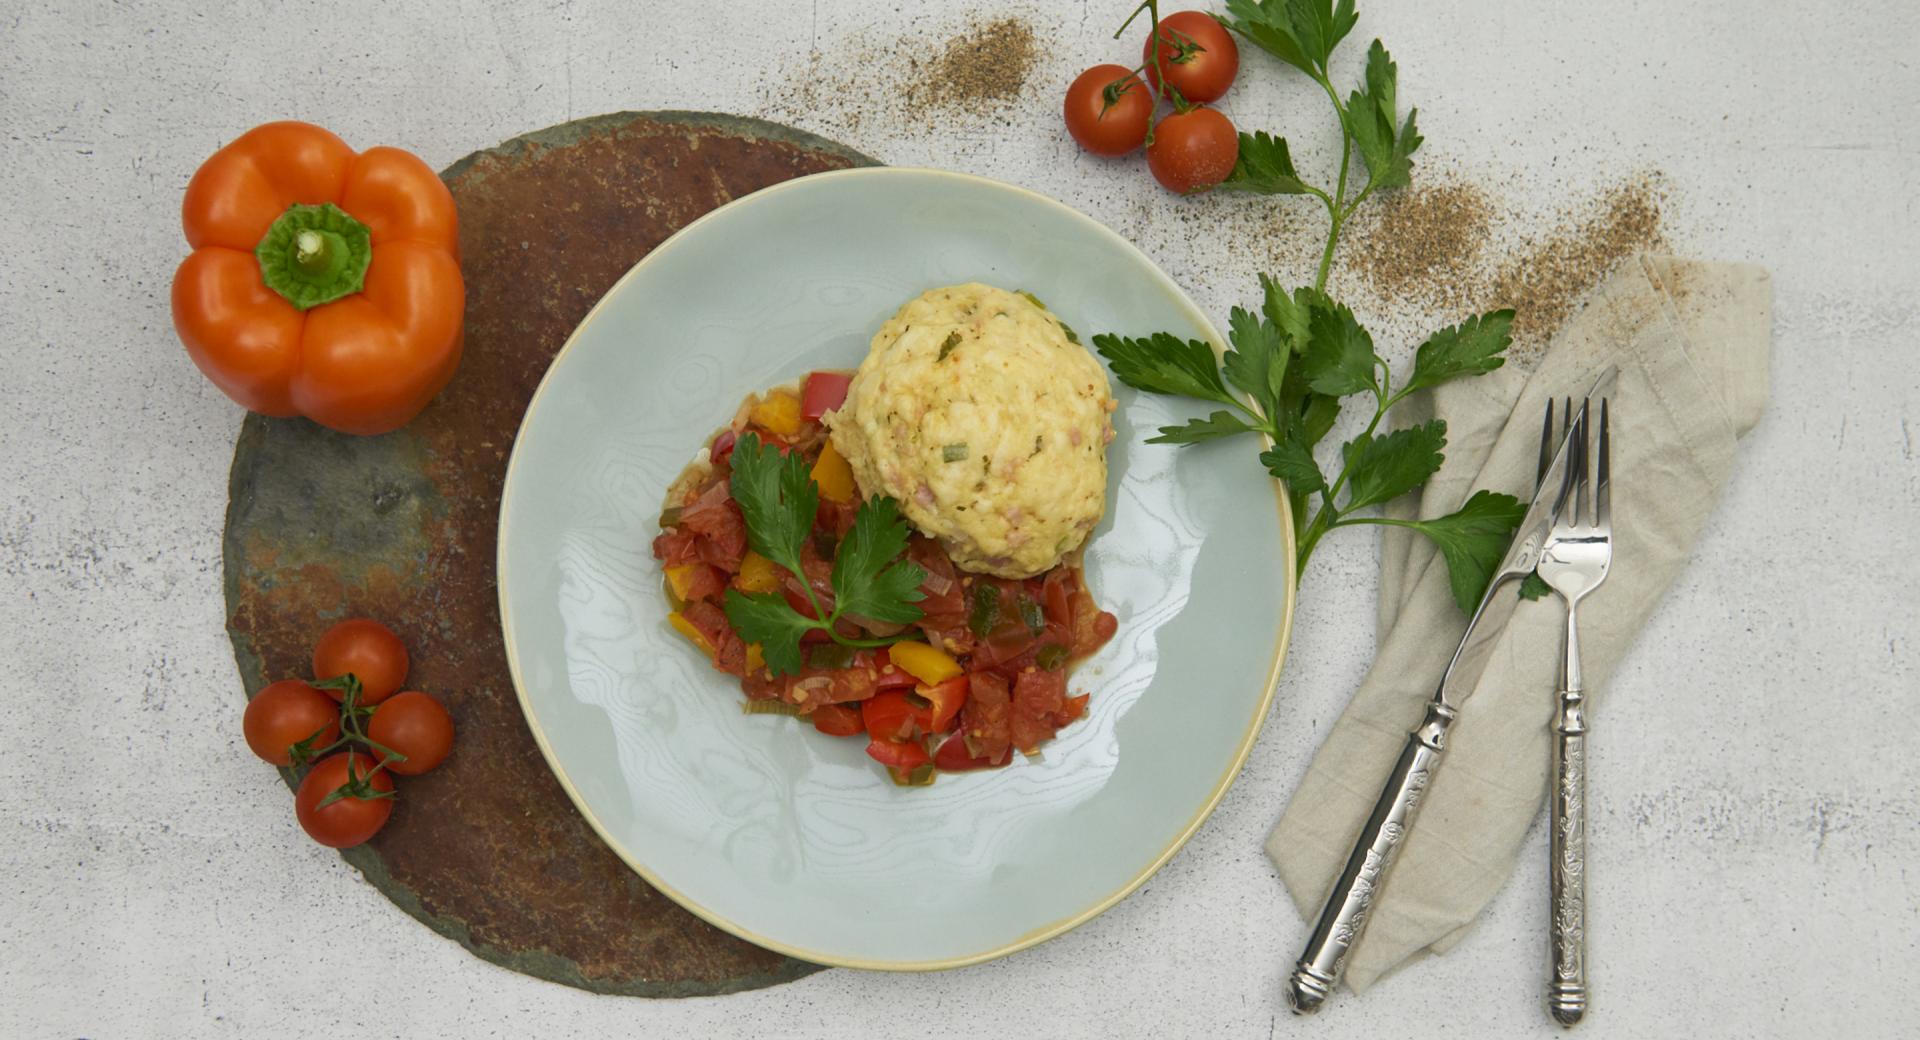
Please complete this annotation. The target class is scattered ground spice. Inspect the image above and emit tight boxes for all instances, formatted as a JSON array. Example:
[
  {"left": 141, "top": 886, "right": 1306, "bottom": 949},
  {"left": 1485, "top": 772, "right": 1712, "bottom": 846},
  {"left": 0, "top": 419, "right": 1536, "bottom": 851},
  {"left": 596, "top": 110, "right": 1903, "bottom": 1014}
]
[
  {"left": 1326, "top": 171, "right": 1668, "bottom": 360},
  {"left": 1485, "top": 176, "right": 1667, "bottom": 351},
  {"left": 757, "top": 16, "right": 1038, "bottom": 134},
  {"left": 903, "top": 17, "right": 1037, "bottom": 120},
  {"left": 1347, "top": 180, "right": 1493, "bottom": 312}
]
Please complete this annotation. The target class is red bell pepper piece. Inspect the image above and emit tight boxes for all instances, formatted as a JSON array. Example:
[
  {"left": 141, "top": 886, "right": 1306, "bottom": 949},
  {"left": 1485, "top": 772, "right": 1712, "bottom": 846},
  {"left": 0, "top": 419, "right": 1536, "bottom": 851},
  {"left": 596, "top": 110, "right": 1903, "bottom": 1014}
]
[
  {"left": 865, "top": 735, "right": 930, "bottom": 769},
  {"left": 800, "top": 371, "right": 853, "bottom": 420}
]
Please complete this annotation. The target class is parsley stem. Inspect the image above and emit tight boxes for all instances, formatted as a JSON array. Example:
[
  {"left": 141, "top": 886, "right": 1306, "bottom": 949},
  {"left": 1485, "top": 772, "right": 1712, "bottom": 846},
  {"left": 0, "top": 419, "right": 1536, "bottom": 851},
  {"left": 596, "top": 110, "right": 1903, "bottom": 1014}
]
[
  {"left": 1224, "top": 394, "right": 1278, "bottom": 435},
  {"left": 1328, "top": 515, "right": 1425, "bottom": 532},
  {"left": 822, "top": 630, "right": 908, "bottom": 650},
  {"left": 1296, "top": 504, "right": 1338, "bottom": 567},
  {"left": 1311, "top": 73, "right": 1353, "bottom": 293}
]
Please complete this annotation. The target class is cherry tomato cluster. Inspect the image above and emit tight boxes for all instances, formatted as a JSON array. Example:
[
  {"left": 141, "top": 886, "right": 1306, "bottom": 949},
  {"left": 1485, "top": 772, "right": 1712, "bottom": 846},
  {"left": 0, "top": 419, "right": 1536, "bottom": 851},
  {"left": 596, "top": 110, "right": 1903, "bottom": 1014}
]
[
  {"left": 242, "top": 618, "right": 455, "bottom": 848},
  {"left": 1064, "top": 7, "right": 1243, "bottom": 193}
]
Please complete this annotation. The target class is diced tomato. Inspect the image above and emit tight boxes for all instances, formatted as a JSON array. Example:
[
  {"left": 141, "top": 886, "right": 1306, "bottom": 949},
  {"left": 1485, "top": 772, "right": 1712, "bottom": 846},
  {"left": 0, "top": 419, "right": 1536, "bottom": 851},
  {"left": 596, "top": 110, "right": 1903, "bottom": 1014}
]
[
  {"left": 670, "top": 563, "right": 727, "bottom": 604},
  {"left": 810, "top": 703, "right": 864, "bottom": 737},
  {"left": 917, "top": 676, "right": 969, "bottom": 732},
  {"left": 800, "top": 371, "right": 853, "bottom": 420},
  {"left": 865, "top": 736, "right": 929, "bottom": 770},
  {"left": 908, "top": 537, "right": 966, "bottom": 617},
  {"left": 693, "top": 534, "right": 743, "bottom": 572},
  {"left": 816, "top": 497, "right": 859, "bottom": 539},
  {"left": 680, "top": 482, "right": 746, "bottom": 570},
  {"left": 872, "top": 649, "right": 920, "bottom": 689},
  {"left": 933, "top": 731, "right": 1011, "bottom": 771},
  {"left": 679, "top": 600, "right": 749, "bottom": 677},
  {"left": 652, "top": 527, "right": 701, "bottom": 567},
  {"left": 788, "top": 665, "right": 879, "bottom": 711},
  {"left": 961, "top": 671, "right": 1011, "bottom": 762},
  {"left": 861, "top": 690, "right": 918, "bottom": 742},
  {"left": 709, "top": 428, "right": 738, "bottom": 464},
  {"left": 1010, "top": 667, "right": 1068, "bottom": 752},
  {"left": 972, "top": 617, "right": 1040, "bottom": 669},
  {"left": 713, "top": 634, "right": 749, "bottom": 676},
  {"left": 1042, "top": 568, "right": 1076, "bottom": 628},
  {"left": 1055, "top": 693, "right": 1090, "bottom": 726},
  {"left": 1070, "top": 594, "right": 1118, "bottom": 657}
]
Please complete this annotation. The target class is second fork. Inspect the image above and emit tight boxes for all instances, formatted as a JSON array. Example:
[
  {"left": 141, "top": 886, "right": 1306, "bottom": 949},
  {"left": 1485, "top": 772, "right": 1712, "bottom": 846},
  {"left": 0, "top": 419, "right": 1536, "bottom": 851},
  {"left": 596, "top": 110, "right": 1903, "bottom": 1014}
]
[{"left": 1536, "top": 395, "right": 1614, "bottom": 1026}]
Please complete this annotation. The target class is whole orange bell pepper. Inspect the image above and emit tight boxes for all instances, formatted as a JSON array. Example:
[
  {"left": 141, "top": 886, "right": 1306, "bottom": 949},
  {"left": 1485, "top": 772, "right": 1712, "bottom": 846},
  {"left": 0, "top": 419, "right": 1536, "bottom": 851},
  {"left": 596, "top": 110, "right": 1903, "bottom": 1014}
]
[{"left": 171, "top": 122, "right": 464, "bottom": 435}]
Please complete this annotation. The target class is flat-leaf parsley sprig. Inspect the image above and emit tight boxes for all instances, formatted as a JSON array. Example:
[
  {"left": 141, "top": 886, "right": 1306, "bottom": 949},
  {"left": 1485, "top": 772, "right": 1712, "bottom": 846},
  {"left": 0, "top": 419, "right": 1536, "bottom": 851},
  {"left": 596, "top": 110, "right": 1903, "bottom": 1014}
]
[
  {"left": 720, "top": 433, "right": 927, "bottom": 676},
  {"left": 1093, "top": 0, "right": 1526, "bottom": 612}
]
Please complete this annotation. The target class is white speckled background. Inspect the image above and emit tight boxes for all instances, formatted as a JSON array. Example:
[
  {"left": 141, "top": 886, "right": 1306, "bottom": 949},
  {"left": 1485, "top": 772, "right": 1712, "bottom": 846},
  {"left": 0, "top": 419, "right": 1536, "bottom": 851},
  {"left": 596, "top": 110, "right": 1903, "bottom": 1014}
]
[{"left": 2, "top": 1, "right": 1914, "bottom": 1037}]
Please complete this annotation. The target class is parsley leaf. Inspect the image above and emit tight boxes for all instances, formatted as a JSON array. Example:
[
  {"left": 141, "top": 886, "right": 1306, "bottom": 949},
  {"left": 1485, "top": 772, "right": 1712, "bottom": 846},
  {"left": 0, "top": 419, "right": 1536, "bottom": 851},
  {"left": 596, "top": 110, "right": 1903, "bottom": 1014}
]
[
  {"left": 1299, "top": 300, "right": 1378, "bottom": 396},
  {"left": 1518, "top": 572, "right": 1553, "bottom": 601},
  {"left": 1340, "top": 419, "right": 1447, "bottom": 512},
  {"left": 1262, "top": 276, "right": 1319, "bottom": 355},
  {"left": 1261, "top": 438, "right": 1326, "bottom": 495},
  {"left": 1300, "top": 392, "right": 1342, "bottom": 445},
  {"left": 831, "top": 497, "right": 926, "bottom": 624},
  {"left": 1347, "top": 40, "right": 1422, "bottom": 192},
  {"left": 1152, "top": 410, "right": 1256, "bottom": 444},
  {"left": 728, "top": 433, "right": 816, "bottom": 576},
  {"left": 722, "top": 589, "right": 815, "bottom": 677},
  {"left": 1221, "top": 131, "right": 1314, "bottom": 196},
  {"left": 1094, "top": 331, "right": 1235, "bottom": 405},
  {"left": 1402, "top": 490, "right": 1528, "bottom": 613},
  {"left": 1405, "top": 309, "right": 1514, "bottom": 394},
  {"left": 720, "top": 432, "right": 926, "bottom": 676},
  {"left": 1223, "top": 0, "right": 1358, "bottom": 77},
  {"left": 1222, "top": 304, "right": 1286, "bottom": 420}
]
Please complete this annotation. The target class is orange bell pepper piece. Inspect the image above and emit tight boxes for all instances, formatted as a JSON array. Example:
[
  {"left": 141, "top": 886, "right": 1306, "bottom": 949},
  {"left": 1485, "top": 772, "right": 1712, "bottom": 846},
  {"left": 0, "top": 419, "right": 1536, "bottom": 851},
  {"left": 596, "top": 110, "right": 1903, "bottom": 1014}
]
[
  {"left": 809, "top": 440, "right": 857, "bottom": 503},
  {"left": 171, "top": 122, "right": 464, "bottom": 435}
]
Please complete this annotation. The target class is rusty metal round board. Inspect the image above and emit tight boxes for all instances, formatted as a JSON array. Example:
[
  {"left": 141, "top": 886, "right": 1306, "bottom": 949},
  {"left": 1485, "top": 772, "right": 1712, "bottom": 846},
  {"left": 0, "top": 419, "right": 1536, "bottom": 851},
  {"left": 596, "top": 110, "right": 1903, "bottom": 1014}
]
[{"left": 222, "top": 111, "right": 874, "bottom": 997}]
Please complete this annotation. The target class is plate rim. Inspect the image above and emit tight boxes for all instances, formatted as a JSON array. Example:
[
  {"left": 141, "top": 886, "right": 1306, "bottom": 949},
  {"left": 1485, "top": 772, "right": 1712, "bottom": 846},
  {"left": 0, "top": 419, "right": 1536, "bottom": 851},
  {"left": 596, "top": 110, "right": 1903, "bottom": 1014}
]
[{"left": 496, "top": 165, "right": 1298, "bottom": 971}]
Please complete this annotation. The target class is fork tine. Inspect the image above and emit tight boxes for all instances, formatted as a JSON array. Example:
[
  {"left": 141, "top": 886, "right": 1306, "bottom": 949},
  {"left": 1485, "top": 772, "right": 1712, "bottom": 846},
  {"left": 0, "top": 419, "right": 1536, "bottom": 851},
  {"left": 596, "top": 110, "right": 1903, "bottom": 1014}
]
[
  {"left": 1537, "top": 398, "right": 1557, "bottom": 493},
  {"left": 1571, "top": 399, "right": 1590, "bottom": 525},
  {"left": 1595, "top": 398, "right": 1611, "bottom": 530}
]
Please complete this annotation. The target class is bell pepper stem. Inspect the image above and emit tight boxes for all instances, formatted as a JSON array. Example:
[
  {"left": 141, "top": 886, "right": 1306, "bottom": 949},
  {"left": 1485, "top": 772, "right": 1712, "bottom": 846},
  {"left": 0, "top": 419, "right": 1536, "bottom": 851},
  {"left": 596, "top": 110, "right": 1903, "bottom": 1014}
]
[
  {"left": 255, "top": 202, "right": 372, "bottom": 311},
  {"left": 293, "top": 229, "right": 330, "bottom": 276}
]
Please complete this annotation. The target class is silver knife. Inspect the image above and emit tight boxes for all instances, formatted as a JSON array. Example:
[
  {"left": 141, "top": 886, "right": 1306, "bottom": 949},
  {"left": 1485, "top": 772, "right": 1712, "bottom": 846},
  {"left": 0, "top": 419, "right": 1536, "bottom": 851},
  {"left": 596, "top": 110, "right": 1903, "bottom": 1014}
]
[{"left": 1286, "top": 366, "right": 1618, "bottom": 1015}]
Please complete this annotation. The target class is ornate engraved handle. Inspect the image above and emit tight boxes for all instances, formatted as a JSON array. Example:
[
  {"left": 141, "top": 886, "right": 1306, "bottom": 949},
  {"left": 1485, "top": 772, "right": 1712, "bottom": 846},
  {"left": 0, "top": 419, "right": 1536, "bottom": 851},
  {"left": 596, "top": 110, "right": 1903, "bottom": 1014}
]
[
  {"left": 1287, "top": 701, "right": 1456, "bottom": 1014},
  {"left": 1549, "top": 686, "right": 1589, "bottom": 1026}
]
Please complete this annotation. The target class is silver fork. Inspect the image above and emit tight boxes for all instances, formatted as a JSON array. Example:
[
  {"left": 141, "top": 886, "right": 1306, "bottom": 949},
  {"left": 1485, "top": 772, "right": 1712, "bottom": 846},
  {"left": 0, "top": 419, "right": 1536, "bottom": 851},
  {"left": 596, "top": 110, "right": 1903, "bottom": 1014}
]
[{"left": 1535, "top": 394, "right": 1612, "bottom": 1026}]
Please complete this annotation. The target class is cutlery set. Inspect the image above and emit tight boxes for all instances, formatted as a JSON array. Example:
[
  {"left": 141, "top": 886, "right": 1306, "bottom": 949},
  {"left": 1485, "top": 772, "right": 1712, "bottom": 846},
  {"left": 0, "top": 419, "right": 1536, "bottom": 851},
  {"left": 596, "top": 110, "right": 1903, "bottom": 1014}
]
[{"left": 1288, "top": 370, "right": 1618, "bottom": 1026}]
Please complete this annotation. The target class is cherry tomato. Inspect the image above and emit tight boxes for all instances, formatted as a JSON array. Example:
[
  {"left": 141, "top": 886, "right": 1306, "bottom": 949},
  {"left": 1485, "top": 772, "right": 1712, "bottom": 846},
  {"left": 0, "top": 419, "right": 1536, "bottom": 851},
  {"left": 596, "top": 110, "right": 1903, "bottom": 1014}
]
[
  {"left": 1142, "top": 11, "right": 1240, "bottom": 103},
  {"left": 366, "top": 691, "right": 454, "bottom": 775},
  {"left": 1064, "top": 64, "right": 1153, "bottom": 157},
  {"left": 312, "top": 618, "right": 409, "bottom": 704},
  {"left": 800, "top": 371, "right": 852, "bottom": 420},
  {"left": 294, "top": 751, "right": 394, "bottom": 848},
  {"left": 865, "top": 736, "right": 930, "bottom": 770},
  {"left": 1147, "top": 107, "right": 1239, "bottom": 194},
  {"left": 243, "top": 679, "right": 341, "bottom": 766},
  {"left": 810, "top": 703, "right": 865, "bottom": 737}
]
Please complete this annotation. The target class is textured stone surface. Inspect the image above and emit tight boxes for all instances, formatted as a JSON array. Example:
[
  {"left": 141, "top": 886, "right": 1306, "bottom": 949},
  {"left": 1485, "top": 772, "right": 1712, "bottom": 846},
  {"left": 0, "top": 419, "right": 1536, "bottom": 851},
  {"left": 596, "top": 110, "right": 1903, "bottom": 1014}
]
[
  {"left": 223, "top": 112, "right": 868, "bottom": 997},
  {"left": 2, "top": 1, "right": 1916, "bottom": 1037}
]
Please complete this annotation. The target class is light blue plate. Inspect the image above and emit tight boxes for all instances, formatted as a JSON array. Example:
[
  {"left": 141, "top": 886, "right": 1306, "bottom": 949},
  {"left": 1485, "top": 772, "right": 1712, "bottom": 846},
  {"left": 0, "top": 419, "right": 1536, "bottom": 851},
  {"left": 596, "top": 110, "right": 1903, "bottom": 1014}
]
[{"left": 498, "top": 168, "right": 1295, "bottom": 969}]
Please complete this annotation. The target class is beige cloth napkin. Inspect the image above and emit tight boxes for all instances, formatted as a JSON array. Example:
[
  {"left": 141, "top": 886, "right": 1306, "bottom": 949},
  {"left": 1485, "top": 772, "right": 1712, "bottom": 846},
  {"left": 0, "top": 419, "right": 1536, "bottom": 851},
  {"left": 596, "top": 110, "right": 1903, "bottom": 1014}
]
[{"left": 1266, "top": 255, "right": 1773, "bottom": 992}]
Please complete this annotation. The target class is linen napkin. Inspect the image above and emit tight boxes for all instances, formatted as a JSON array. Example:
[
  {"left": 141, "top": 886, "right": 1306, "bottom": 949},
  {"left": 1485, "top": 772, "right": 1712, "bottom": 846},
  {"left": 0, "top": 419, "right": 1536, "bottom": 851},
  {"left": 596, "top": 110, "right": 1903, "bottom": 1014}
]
[{"left": 1266, "top": 254, "right": 1773, "bottom": 993}]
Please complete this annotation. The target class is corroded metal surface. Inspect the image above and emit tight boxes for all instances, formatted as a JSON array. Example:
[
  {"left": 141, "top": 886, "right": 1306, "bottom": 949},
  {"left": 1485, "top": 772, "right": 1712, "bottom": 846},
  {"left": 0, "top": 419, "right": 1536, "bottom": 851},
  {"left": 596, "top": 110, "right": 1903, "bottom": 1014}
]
[{"left": 223, "top": 112, "right": 876, "bottom": 997}]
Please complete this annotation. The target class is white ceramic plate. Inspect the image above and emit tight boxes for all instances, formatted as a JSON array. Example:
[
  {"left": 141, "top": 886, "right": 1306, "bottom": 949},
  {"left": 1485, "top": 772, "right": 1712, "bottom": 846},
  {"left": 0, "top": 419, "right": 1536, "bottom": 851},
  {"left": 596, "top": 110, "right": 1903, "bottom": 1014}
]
[{"left": 499, "top": 168, "right": 1294, "bottom": 969}]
